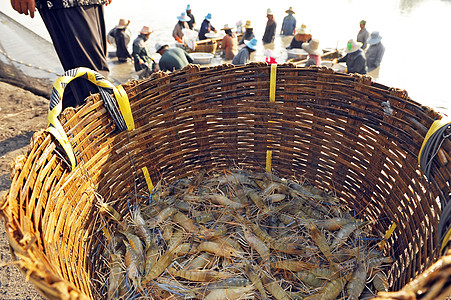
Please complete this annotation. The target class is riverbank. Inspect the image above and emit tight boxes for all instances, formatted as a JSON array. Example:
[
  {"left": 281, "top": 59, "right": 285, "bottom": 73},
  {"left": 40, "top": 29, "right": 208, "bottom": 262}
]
[{"left": 0, "top": 80, "right": 46, "bottom": 299}]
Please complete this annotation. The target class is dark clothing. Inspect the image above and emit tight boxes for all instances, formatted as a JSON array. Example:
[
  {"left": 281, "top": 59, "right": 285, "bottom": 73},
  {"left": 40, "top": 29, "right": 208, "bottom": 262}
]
[
  {"left": 238, "top": 29, "right": 255, "bottom": 45},
  {"left": 38, "top": 3, "right": 109, "bottom": 108},
  {"left": 232, "top": 47, "right": 252, "bottom": 65},
  {"left": 112, "top": 28, "right": 131, "bottom": 62},
  {"left": 36, "top": 0, "right": 108, "bottom": 10},
  {"left": 366, "top": 42, "right": 385, "bottom": 72},
  {"left": 281, "top": 15, "right": 296, "bottom": 35},
  {"left": 132, "top": 34, "right": 155, "bottom": 72},
  {"left": 262, "top": 20, "right": 277, "bottom": 44},
  {"left": 159, "top": 48, "right": 193, "bottom": 72},
  {"left": 338, "top": 49, "right": 367, "bottom": 74},
  {"left": 186, "top": 11, "right": 195, "bottom": 30},
  {"left": 286, "top": 37, "right": 311, "bottom": 50},
  {"left": 199, "top": 19, "right": 215, "bottom": 40}
]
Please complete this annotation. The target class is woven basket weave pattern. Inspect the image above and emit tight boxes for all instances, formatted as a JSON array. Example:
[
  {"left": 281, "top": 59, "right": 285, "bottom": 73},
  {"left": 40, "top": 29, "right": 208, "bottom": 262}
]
[{"left": 1, "top": 63, "right": 450, "bottom": 299}]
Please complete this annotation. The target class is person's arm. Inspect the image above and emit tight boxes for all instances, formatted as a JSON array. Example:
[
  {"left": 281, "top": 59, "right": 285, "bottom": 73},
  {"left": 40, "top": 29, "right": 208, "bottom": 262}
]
[
  {"left": 10, "top": 0, "right": 36, "bottom": 18},
  {"left": 337, "top": 54, "right": 347, "bottom": 63}
]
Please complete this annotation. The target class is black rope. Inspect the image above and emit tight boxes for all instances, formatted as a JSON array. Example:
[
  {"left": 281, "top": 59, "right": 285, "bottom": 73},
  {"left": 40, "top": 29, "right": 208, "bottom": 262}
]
[
  {"left": 98, "top": 87, "right": 127, "bottom": 132},
  {"left": 419, "top": 123, "right": 451, "bottom": 180}
]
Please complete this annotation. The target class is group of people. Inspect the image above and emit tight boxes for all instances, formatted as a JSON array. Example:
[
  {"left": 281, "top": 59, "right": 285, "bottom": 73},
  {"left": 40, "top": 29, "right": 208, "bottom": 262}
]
[
  {"left": 10, "top": 0, "right": 385, "bottom": 109},
  {"left": 337, "top": 20, "right": 385, "bottom": 75}
]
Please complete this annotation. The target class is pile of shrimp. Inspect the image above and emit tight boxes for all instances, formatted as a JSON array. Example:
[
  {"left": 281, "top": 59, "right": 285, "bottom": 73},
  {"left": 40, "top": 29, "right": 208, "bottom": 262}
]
[{"left": 97, "top": 168, "right": 393, "bottom": 299}]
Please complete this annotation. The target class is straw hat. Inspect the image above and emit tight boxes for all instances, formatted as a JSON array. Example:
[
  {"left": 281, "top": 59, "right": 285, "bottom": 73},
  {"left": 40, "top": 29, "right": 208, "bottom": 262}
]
[
  {"left": 267, "top": 8, "right": 273, "bottom": 15},
  {"left": 117, "top": 19, "right": 129, "bottom": 29},
  {"left": 155, "top": 42, "right": 168, "bottom": 53},
  {"left": 177, "top": 12, "right": 191, "bottom": 22},
  {"left": 221, "top": 24, "right": 234, "bottom": 31},
  {"left": 243, "top": 20, "right": 253, "bottom": 29},
  {"left": 295, "top": 25, "right": 310, "bottom": 35},
  {"left": 244, "top": 38, "right": 258, "bottom": 50},
  {"left": 367, "top": 31, "right": 382, "bottom": 45},
  {"left": 345, "top": 39, "right": 362, "bottom": 53},
  {"left": 205, "top": 13, "right": 212, "bottom": 21},
  {"left": 286, "top": 7, "right": 295, "bottom": 14},
  {"left": 302, "top": 39, "right": 322, "bottom": 55},
  {"left": 140, "top": 26, "right": 153, "bottom": 35}
]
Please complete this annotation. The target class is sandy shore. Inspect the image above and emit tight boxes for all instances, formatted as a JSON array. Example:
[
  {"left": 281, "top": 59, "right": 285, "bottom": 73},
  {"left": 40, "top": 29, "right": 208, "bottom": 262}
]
[{"left": 0, "top": 79, "right": 47, "bottom": 299}]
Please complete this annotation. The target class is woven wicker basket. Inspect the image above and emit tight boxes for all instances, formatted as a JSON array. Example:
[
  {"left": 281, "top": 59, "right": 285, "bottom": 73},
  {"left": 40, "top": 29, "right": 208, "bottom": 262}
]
[
  {"left": 1, "top": 63, "right": 450, "bottom": 299},
  {"left": 187, "top": 39, "right": 218, "bottom": 54}
]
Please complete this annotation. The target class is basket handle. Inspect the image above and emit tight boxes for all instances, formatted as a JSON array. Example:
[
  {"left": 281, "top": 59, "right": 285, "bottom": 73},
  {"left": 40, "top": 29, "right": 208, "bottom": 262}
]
[{"left": 47, "top": 67, "right": 134, "bottom": 170}]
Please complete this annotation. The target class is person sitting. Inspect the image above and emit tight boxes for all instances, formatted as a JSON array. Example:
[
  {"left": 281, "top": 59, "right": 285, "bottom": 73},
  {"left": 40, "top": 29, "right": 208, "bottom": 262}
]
[
  {"left": 280, "top": 7, "right": 296, "bottom": 36},
  {"left": 366, "top": 31, "right": 385, "bottom": 73},
  {"left": 186, "top": 4, "right": 196, "bottom": 30},
  {"left": 238, "top": 20, "right": 255, "bottom": 45},
  {"left": 198, "top": 13, "right": 216, "bottom": 40},
  {"left": 262, "top": 8, "right": 277, "bottom": 44},
  {"left": 110, "top": 19, "right": 132, "bottom": 62},
  {"left": 357, "top": 20, "right": 370, "bottom": 50},
  {"left": 286, "top": 25, "right": 312, "bottom": 49},
  {"left": 156, "top": 42, "right": 193, "bottom": 72},
  {"left": 220, "top": 24, "right": 238, "bottom": 60},
  {"left": 232, "top": 38, "right": 257, "bottom": 65},
  {"left": 302, "top": 38, "right": 322, "bottom": 66},
  {"left": 173, "top": 12, "right": 191, "bottom": 43},
  {"left": 132, "top": 26, "right": 158, "bottom": 77},
  {"left": 337, "top": 39, "right": 367, "bottom": 74}
]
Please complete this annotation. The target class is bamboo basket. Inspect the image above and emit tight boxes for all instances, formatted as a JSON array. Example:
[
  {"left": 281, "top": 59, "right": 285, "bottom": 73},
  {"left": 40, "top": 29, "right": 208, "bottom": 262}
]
[
  {"left": 1, "top": 63, "right": 450, "bottom": 299},
  {"left": 187, "top": 39, "right": 218, "bottom": 54}
]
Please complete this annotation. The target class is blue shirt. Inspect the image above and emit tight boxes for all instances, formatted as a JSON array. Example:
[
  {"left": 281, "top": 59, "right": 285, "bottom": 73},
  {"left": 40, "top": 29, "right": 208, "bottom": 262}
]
[{"left": 281, "top": 14, "right": 296, "bottom": 36}]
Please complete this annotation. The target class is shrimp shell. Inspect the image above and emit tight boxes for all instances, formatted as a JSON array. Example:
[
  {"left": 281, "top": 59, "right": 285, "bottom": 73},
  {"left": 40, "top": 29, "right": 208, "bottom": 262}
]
[
  {"left": 146, "top": 206, "right": 178, "bottom": 229},
  {"left": 271, "top": 259, "right": 316, "bottom": 272},
  {"left": 261, "top": 276, "right": 291, "bottom": 300},
  {"left": 242, "top": 226, "right": 271, "bottom": 272},
  {"left": 197, "top": 241, "right": 242, "bottom": 258},
  {"left": 168, "top": 267, "right": 232, "bottom": 282},
  {"left": 207, "top": 193, "right": 246, "bottom": 209},
  {"left": 346, "top": 260, "right": 368, "bottom": 300},
  {"left": 204, "top": 285, "right": 255, "bottom": 300}
]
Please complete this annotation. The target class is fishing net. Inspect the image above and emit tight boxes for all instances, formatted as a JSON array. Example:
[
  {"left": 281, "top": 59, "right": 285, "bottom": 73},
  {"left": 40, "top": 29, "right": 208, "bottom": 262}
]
[{"left": 1, "top": 63, "right": 450, "bottom": 299}]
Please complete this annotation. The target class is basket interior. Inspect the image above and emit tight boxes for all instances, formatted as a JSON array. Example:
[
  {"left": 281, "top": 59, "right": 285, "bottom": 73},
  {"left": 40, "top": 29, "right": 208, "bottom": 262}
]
[{"left": 3, "top": 63, "right": 450, "bottom": 299}]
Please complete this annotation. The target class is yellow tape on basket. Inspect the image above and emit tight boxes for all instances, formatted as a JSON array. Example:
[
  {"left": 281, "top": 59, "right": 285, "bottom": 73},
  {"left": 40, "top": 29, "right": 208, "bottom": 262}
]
[
  {"left": 379, "top": 221, "right": 397, "bottom": 250},
  {"left": 47, "top": 67, "right": 134, "bottom": 170},
  {"left": 114, "top": 84, "right": 135, "bottom": 131},
  {"left": 269, "top": 64, "right": 277, "bottom": 102},
  {"left": 266, "top": 150, "right": 272, "bottom": 173},
  {"left": 142, "top": 166, "right": 154, "bottom": 193},
  {"left": 418, "top": 117, "right": 451, "bottom": 165},
  {"left": 441, "top": 227, "right": 451, "bottom": 253}
]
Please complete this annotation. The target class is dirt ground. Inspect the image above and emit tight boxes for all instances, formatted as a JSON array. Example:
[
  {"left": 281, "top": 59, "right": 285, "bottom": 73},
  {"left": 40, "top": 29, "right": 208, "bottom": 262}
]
[{"left": 0, "top": 62, "right": 49, "bottom": 298}]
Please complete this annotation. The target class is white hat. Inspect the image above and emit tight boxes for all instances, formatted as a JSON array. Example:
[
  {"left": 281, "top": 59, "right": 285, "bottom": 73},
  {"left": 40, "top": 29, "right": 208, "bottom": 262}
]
[
  {"left": 345, "top": 39, "right": 362, "bottom": 53},
  {"left": 302, "top": 39, "right": 322, "bottom": 55},
  {"left": 221, "top": 24, "right": 234, "bottom": 31},
  {"left": 264, "top": 49, "right": 276, "bottom": 58},
  {"left": 155, "top": 42, "right": 168, "bottom": 52}
]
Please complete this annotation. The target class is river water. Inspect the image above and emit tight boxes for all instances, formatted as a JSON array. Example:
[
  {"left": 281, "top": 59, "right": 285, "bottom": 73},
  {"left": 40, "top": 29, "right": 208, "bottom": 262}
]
[{"left": 1, "top": 0, "right": 450, "bottom": 114}]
